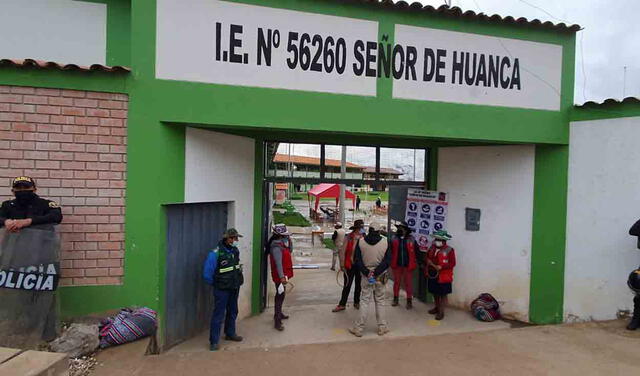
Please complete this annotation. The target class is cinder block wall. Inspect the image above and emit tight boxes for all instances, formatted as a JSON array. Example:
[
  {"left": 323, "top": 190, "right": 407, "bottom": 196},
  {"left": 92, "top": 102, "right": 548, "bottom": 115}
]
[{"left": 0, "top": 85, "right": 127, "bottom": 286}]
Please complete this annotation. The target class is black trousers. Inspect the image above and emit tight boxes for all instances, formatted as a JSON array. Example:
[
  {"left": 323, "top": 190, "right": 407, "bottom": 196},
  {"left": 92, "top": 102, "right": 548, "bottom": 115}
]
[
  {"left": 339, "top": 268, "right": 362, "bottom": 307},
  {"left": 274, "top": 283, "right": 286, "bottom": 327}
]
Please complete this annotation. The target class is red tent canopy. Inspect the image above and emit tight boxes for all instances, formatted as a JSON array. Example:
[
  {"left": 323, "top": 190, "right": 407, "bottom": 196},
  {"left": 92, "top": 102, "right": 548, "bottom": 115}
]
[{"left": 308, "top": 183, "right": 356, "bottom": 212}]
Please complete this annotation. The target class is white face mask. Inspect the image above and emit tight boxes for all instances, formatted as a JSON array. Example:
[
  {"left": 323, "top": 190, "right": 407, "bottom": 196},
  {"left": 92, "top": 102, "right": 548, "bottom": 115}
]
[
  {"left": 434, "top": 240, "right": 444, "bottom": 248},
  {"left": 232, "top": 241, "right": 240, "bottom": 248}
]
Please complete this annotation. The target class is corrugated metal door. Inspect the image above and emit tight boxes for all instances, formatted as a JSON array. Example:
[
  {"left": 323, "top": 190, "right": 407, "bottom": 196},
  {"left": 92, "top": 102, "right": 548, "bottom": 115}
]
[{"left": 164, "top": 202, "right": 228, "bottom": 349}]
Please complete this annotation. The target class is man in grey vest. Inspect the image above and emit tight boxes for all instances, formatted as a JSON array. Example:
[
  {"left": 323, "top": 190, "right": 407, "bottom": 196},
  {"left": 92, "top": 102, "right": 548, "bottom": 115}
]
[{"left": 349, "top": 222, "right": 391, "bottom": 337}]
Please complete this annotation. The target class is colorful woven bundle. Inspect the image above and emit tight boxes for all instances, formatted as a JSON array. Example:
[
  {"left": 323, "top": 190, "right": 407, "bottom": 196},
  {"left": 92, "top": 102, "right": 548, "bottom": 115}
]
[
  {"left": 470, "top": 293, "right": 501, "bottom": 322},
  {"left": 99, "top": 307, "right": 157, "bottom": 348}
]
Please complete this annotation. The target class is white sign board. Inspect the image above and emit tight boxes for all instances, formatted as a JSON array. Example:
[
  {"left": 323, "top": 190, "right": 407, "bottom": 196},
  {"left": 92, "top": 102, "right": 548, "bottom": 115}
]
[
  {"left": 156, "top": 0, "right": 378, "bottom": 96},
  {"left": 404, "top": 188, "right": 448, "bottom": 249},
  {"left": 393, "top": 24, "right": 563, "bottom": 111}
]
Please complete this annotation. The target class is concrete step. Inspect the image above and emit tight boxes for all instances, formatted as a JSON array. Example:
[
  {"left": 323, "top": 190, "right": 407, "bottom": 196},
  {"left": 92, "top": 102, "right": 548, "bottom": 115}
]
[{"left": 0, "top": 348, "right": 68, "bottom": 376}]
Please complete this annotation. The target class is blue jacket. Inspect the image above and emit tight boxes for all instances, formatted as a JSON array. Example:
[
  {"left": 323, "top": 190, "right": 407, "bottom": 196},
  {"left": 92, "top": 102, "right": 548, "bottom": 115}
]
[{"left": 203, "top": 241, "right": 239, "bottom": 286}]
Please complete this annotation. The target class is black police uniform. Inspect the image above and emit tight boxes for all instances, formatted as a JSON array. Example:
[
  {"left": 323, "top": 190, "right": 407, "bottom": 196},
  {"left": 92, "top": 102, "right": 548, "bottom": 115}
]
[
  {"left": 0, "top": 195, "right": 63, "bottom": 228},
  {"left": 627, "top": 219, "right": 640, "bottom": 330}
]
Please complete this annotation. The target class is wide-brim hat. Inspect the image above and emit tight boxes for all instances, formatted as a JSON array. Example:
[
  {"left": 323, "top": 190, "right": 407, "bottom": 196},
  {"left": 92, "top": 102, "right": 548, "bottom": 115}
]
[
  {"left": 432, "top": 230, "right": 452, "bottom": 240},
  {"left": 334, "top": 222, "right": 343, "bottom": 228},
  {"left": 272, "top": 223, "right": 290, "bottom": 236},
  {"left": 223, "top": 228, "right": 243, "bottom": 239},
  {"left": 368, "top": 221, "right": 385, "bottom": 232},
  {"left": 349, "top": 219, "right": 365, "bottom": 230},
  {"left": 395, "top": 221, "right": 412, "bottom": 232}
]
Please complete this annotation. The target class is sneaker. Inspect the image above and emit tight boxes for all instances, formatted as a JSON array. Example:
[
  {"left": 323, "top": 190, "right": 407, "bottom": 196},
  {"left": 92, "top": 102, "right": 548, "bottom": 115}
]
[
  {"left": 332, "top": 305, "right": 346, "bottom": 312},
  {"left": 377, "top": 327, "right": 390, "bottom": 336},
  {"left": 353, "top": 303, "right": 360, "bottom": 310},
  {"left": 348, "top": 327, "right": 363, "bottom": 337},
  {"left": 209, "top": 344, "right": 219, "bottom": 351},
  {"left": 224, "top": 335, "right": 243, "bottom": 342}
]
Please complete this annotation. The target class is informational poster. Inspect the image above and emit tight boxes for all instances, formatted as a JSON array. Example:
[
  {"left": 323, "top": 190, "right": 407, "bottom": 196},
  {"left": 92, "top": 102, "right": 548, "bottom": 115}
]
[{"left": 404, "top": 188, "right": 448, "bottom": 249}]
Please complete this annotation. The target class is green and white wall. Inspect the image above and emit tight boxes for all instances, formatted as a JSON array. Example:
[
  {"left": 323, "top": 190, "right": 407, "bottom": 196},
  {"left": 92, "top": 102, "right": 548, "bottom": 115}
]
[{"left": 0, "top": 0, "right": 587, "bottom": 329}]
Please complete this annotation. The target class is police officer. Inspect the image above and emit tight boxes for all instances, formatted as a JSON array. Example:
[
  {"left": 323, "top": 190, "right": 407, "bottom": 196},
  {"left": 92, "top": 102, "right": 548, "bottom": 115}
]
[
  {"left": 203, "top": 228, "right": 244, "bottom": 351},
  {"left": 627, "top": 219, "right": 640, "bottom": 330},
  {"left": 0, "top": 176, "right": 62, "bottom": 231}
]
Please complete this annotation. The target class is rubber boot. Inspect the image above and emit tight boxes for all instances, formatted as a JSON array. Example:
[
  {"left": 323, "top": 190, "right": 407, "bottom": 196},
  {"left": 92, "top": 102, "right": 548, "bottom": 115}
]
[
  {"left": 406, "top": 298, "right": 413, "bottom": 310},
  {"left": 392, "top": 296, "right": 399, "bottom": 307},
  {"left": 627, "top": 295, "right": 640, "bottom": 331}
]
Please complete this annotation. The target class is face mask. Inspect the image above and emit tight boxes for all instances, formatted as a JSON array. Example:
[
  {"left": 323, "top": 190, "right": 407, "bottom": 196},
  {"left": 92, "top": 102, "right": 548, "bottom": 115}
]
[
  {"left": 232, "top": 241, "right": 240, "bottom": 248},
  {"left": 434, "top": 240, "right": 444, "bottom": 248},
  {"left": 14, "top": 191, "right": 36, "bottom": 205},
  {"left": 359, "top": 228, "right": 366, "bottom": 235}
]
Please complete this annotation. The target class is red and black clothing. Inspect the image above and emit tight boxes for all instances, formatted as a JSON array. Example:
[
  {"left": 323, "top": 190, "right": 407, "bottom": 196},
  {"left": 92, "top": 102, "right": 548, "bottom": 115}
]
[
  {"left": 391, "top": 235, "right": 418, "bottom": 298},
  {"left": 269, "top": 237, "right": 293, "bottom": 328},
  {"left": 338, "top": 231, "right": 363, "bottom": 307},
  {"left": 425, "top": 244, "right": 456, "bottom": 296}
]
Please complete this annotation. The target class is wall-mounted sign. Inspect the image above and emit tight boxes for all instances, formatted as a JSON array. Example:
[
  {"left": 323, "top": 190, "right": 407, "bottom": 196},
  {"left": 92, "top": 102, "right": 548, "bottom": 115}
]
[
  {"left": 405, "top": 188, "right": 448, "bottom": 249},
  {"left": 156, "top": 0, "right": 378, "bottom": 96},
  {"left": 393, "top": 24, "right": 563, "bottom": 111},
  {"left": 157, "top": 0, "right": 563, "bottom": 110}
]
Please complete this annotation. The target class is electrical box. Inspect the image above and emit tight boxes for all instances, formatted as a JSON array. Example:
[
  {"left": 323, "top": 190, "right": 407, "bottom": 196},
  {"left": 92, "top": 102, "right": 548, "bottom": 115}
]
[{"left": 465, "top": 208, "right": 481, "bottom": 231}]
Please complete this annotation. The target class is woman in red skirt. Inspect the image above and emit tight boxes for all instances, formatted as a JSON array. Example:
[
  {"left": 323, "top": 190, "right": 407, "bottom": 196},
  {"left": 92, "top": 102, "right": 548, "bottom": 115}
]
[{"left": 425, "top": 230, "right": 456, "bottom": 320}]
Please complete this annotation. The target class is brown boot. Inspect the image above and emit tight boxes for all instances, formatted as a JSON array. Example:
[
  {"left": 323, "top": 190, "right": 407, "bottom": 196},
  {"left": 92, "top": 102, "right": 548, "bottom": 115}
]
[{"left": 428, "top": 296, "right": 439, "bottom": 314}]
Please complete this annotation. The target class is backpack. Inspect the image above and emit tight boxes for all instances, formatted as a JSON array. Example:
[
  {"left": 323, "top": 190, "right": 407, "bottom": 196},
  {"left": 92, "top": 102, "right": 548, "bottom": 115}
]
[{"left": 470, "top": 293, "right": 501, "bottom": 322}]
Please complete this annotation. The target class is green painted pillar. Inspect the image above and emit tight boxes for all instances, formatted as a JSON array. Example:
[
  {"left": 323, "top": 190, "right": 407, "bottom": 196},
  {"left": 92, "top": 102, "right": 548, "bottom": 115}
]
[
  {"left": 251, "top": 140, "right": 265, "bottom": 315},
  {"left": 529, "top": 145, "right": 569, "bottom": 324}
]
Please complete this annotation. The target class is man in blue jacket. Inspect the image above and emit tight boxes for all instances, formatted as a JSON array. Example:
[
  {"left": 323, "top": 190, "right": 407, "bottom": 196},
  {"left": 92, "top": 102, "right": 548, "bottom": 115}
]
[{"left": 203, "top": 228, "right": 244, "bottom": 351}]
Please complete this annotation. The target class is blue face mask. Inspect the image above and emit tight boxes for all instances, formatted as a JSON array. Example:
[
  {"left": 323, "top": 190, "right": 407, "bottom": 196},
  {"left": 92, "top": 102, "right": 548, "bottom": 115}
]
[
  {"left": 359, "top": 228, "right": 366, "bottom": 234},
  {"left": 232, "top": 241, "right": 240, "bottom": 248}
]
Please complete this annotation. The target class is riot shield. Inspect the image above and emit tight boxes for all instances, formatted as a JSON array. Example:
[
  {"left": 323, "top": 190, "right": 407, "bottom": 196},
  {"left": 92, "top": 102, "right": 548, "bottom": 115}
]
[{"left": 0, "top": 226, "right": 61, "bottom": 348}]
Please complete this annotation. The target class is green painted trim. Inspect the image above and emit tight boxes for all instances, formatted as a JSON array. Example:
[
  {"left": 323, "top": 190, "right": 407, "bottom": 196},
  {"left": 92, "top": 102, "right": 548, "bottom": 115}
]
[
  {"left": 59, "top": 285, "right": 126, "bottom": 318},
  {"left": 529, "top": 145, "right": 568, "bottom": 324},
  {"left": 251, "top": 139, "right": 265, "bottom": 315},
  {"left": 571, "top": 102, "right": 640, "bottom": 121},
  {"left": 0, "top": 67, "right": 128, "bottom": 93}
]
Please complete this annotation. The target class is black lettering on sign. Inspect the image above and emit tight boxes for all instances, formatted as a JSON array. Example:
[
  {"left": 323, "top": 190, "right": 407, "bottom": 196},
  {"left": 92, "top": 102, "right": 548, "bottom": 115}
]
[
  {"left": 464, "top": 52, "right": 477, "bottom": 86},
  {"left": 323, "top": 37, "right": 335, "bottom": 73},
  {"left": 257, "top": 28, "right": 273, "bottom": 66},
  {"left": 336, "top": 38, "right": 347, "bottom": 74},
  {"left": 500, "top": 56, "right": 511, "bottom": 89},
  {"left": 488, "top": 55, "right": 500, "bottom": 87},
  {"left": 353, "top": 40, "right": 365, "bottom": 76},
  {"left": 511, "top": 58, "right": 521, "bottom": 90},
  {"left": 423, "top": 48, "right": 436, "bottom": 82},
  {"left": 365, "top": 41, "right": 377, "bottom": 78},
  {"left": 475, "top": 54, "right": 487, "bottom": 86},
  {"left": 215, "top": 22, "right": 222, "bottom": 61},
  {"left": 392, "top": 44, "right": 404, "bottom": 80},
  {"left": 405, "top": 46, "right": 417, "bottom": 81},
  {"left": 452, "top": 51, "right": 464, "bottom": 84},
  {"left": 299, "top": 33, "right": 312, "bottom": 71},
  {"left": 229, "top": 24, "right": 243, "bottom": 63},
  {"left": 435, "top": 49, "right": 447, "bottom": 83},
  {"left": 378, "top": 42, "right": 391, "bottom": 79},
  {"left": 286, "top": 32, "right": 299, "bottom": 69}
]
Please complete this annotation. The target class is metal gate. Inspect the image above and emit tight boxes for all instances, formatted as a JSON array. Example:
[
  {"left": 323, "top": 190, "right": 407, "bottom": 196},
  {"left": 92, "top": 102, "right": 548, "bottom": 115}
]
[{"left": 164, "top": 202, "right": 228, "bottom": 349}]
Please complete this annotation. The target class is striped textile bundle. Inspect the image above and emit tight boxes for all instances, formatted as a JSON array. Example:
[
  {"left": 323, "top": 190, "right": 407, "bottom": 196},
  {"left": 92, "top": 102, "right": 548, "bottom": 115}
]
[
  {"left": 99, "top": 307, "right": 157, "bottom": 348},
  {"left": 470, "top": 293, "right": 501, "bottom": 322}
]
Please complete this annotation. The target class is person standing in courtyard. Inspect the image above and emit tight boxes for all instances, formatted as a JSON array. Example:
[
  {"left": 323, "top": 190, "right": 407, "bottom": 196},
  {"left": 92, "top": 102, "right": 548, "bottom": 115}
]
[
  {"left": 268, "top": 224, "right": 294, "bottom": 331},
  {"left": 355, "top": 195, "right": 361, "bottom": 211},
  {"left": 349, "top": 222, "right": 391, "bottom": 337},
  {"left": 333, "top": 219, "right": 365, "bottom": 312},
  {"left": 330, "top": 222, "right": 346, "bottom": 271},
  {"left": 203, "top": 228, "right": 244, "bottom": 351},
  {"left": 375, "top": 196, "right": 382, "bottom": 209},
  {"left": 425, "top": 230, "right": 456, "bottom": 320},
  {"left": 390, "top": 221, "right": 418, "bottom": 309}
]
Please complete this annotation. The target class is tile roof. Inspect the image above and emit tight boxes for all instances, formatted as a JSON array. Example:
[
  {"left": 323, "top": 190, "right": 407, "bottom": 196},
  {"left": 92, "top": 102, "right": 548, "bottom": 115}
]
[
  {"left": 0, "top": 58, "right": 131, "bottom": 73},
  {"left": 274, "top": 154, "right": 363, "bottom": 169},
  {"left": 363, "top": 167, "right": 403, "bottom": 175},
  {"left": 330, "top": 1, "right": 581, "bottom": 32},
  {"left": 576, "top": 97, "right": 640, "bottom": 108}
]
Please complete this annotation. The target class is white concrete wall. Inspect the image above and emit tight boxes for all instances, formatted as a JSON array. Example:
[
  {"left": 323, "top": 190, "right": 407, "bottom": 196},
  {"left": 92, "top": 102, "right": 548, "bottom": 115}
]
[
  {"left": 564, "top": 117, "right": 640, "bottom": 322},
  {"left": 0, "top": 0, "right": 107, "bottom": 65},
  {"left": 185, "top": 128, "right": 255, "bottom": 318},
  {"left": 438, "top": 145, "right": 535, "bottom": 321}
]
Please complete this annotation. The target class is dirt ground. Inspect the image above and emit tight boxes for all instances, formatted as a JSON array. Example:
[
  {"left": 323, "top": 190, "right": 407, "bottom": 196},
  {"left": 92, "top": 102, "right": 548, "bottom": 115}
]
[{"left": 91, "top": 320, "right": 640, "bottom": 376}]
